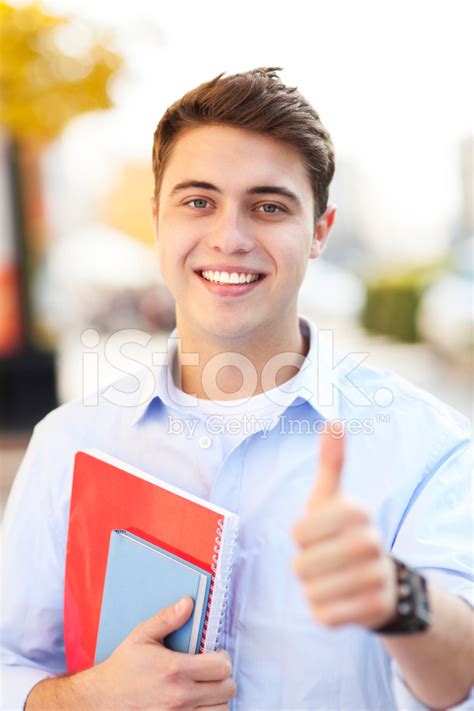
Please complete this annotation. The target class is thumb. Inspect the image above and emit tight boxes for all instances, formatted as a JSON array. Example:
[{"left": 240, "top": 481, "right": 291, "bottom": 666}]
[
  {"left": 135, "top": 596, "right": 194, "bottom": 645},
  {"left": 307, "top": 423, "right": 345, "bottom": 511}
]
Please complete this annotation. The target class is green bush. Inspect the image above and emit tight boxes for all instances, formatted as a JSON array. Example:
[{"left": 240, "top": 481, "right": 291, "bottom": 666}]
[{"left": 361, "top": 265, "right": 442, "bottom": 343}]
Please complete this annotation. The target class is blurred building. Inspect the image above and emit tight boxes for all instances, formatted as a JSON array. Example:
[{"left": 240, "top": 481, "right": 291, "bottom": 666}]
[
  {"left": 459, "top": 135, "right": 474, "bottom": 239},
  {"left": 322, "top": 157, "right": 371, "bottom": 274}
]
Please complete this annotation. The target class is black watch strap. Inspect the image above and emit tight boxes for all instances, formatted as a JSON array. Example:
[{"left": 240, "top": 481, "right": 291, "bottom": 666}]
[{"left": 375, "top": 558, "right": 432, "bottom": 635}]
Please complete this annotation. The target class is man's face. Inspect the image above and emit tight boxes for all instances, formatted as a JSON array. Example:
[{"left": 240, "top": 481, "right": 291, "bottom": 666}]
[{"left": 152, "top": 124, "right": 334, "bottom": 344}]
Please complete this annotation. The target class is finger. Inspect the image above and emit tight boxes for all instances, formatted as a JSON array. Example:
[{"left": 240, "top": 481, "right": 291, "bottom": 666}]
[
  {"left": 176, "top": 649, "right": 232, "bottom": 682},
  {"left": 307, "top": 424, "right": 345, "bottom": 511},
  {"left": 192, "top": 678, "right": 237, "bottom": 707},
  {"left": 197, "top": 705, "right": 230, "bottom": 710},
  {"left": 293, "top": 498, "right": 369, "bottom": 547},
  {"left": 302, "top": 559, "right": 386, "bottom": 605},
  {"left": 131, "top": 596, "right": 194, "bottom": 644},
  {"left": 312, "top": 588, "right": 391, "bottom": 629},
  {"left": 293, "top": 526, "right": 381, "bottom": 580}
]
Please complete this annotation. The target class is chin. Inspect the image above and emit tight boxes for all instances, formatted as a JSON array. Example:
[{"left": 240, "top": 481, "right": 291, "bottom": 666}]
[{"left": 200, "top": 316, "right": 259, "bottom": 341}]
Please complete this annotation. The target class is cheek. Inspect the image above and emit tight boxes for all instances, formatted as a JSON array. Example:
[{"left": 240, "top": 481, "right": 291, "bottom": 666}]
[
  {"left": 157, "top": 239, "right": 185, "bottom": 299},
  {"left": 157, "top": 223, "right": 193, "bottom": 272},
  {"left": 273, "top": 230, "right": 313, "bottom": 280}
]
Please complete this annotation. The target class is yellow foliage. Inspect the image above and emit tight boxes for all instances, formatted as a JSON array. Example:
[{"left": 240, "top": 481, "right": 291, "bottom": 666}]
[
  {"left": 101, "top": 162, "right": 156, "bottom": 246},
  {"left": 0, "top": 1, "right": 123, "bottom": 140}
]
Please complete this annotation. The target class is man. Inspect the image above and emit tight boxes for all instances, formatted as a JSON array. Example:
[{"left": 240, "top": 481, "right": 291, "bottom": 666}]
[{"left": 2, "top": 68, "right": 473, "bottom": 710}]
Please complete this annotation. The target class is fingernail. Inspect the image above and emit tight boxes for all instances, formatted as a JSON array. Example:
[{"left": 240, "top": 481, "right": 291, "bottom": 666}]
[
  {"left": 174, "top": 597, "right": 189, "bottom": 615},
  {"left": 218, "top": 649, "right": 232, "bottom": 672}
]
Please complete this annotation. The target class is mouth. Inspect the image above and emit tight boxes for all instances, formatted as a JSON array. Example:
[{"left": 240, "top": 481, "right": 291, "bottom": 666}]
[{"left": 193, "top": 268, "right": 267, "bottom": 296}]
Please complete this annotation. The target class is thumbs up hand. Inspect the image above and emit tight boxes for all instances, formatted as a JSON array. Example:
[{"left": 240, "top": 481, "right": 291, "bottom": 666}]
[{"left": 292, "top": 424, "right": 398, "bottom": 630}]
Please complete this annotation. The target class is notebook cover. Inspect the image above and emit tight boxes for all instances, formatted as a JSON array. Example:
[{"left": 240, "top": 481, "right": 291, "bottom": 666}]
[
  {"left": 94, "top": 531, "right": 212, "bottom": 663},
  {"left": 65, "top": 450, "right": 232, "bottom": 673}
]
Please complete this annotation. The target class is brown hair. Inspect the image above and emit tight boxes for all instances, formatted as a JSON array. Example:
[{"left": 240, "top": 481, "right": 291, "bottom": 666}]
[{"left": 152, "top": 67, "right": 335, "bottom": 221}]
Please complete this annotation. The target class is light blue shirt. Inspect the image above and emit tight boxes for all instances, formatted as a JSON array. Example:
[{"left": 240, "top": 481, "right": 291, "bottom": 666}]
[{"left": 1, "top": 316, "right": 473, "bottom": 710}]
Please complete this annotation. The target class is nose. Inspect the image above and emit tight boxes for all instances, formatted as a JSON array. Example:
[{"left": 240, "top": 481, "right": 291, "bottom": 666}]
[{"left": 205, "top": 205, "right": 254, "bottom": 255}]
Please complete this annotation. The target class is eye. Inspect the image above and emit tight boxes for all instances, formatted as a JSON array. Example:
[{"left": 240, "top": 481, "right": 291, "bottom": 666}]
[
  {"left": 185, "top": 198, "right": 210, "bottom": 209},
  {"left": 256, "top": 203, "right": 286, "bottom": 215}
]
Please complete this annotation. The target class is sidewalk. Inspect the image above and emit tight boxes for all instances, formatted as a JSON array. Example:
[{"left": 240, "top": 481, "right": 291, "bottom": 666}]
[{"left": 1, "top": 433, "right": 30, "bottom": 520}]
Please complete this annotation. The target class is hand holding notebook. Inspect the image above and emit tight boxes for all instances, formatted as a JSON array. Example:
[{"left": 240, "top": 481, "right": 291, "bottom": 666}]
[
  {"left": 61, "top": 448, "right": 240, "bottom": 708},
  {"left": 81, "top": 597, "right": 237, "bottom": 709}
]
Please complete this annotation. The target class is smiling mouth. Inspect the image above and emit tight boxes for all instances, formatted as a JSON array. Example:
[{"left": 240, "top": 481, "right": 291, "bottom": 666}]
[{"left": 197, "top": 270, "right": 265, "bottom": 285}]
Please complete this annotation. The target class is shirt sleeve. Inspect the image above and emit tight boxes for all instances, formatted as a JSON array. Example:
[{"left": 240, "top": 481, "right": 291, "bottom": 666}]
[
  {"left": 1, "top": 417, "right": 71, "bottom": 710},
  {"left": 390, "top": 421, "right": 474, "bottom": 710}
]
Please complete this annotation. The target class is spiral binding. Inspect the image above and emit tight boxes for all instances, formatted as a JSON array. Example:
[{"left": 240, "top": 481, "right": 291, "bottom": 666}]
[{"left": 200, "top": 516, "right": 239, "bottom": 653}]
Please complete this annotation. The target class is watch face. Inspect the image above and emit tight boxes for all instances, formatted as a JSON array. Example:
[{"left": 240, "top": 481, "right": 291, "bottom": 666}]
[{"left": 412, "top": 575, "right": 432, "bottom": 626}]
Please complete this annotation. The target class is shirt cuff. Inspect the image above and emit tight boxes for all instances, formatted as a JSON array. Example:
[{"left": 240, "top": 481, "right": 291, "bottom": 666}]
[{"left": 1, "top": 665, "right": 52, "bottom": 711}]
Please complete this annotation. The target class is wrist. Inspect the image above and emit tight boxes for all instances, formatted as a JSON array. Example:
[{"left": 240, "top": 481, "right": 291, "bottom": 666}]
[
  {"left": 68, "top": 664, "right": 105, "bottom": 710},
  {"left": 374, "top": 557, "right": 432, "bottom": 635},
  {"left": 25, "top": 666, "right": 102, "bottom": 710}
]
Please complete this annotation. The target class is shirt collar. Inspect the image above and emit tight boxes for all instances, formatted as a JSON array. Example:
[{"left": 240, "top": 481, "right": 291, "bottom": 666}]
[
  {"left": 272, "top": 316, "right": 341, "bottom": 421},
  {"left": 132, "top": 315, "right": 341, "bottom": 426}
]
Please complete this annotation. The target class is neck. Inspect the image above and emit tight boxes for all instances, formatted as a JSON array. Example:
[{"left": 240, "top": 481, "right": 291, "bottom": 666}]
[{"left": 172, "top": 313, "right": 309, "bottom": 401}]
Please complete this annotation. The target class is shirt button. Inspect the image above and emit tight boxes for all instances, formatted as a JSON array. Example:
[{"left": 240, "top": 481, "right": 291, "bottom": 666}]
[{"left": 198, "top": 436, "right": 212, "bottom": 449}]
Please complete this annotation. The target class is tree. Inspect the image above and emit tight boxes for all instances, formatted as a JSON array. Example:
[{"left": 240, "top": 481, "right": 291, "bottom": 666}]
[
  {"left": 0, "top": 0, "right": 122, "bottom": 140},
  {"left": 0, "top": 1, "right": 123, "bottom": 427}
]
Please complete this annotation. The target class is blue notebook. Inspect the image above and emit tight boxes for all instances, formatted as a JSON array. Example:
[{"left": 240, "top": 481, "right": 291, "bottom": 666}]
[{"left": 94, "top": 530, "right": 212, "bottom": 663}]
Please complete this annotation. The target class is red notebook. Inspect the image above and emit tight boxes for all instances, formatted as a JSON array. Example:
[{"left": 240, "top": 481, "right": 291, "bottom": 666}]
[{"left": 64, "top": 449, "right": 239, "bottom": 673}]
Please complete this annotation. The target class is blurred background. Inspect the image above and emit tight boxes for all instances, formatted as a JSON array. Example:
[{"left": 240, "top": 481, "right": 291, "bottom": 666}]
[{"left": 1, "top": 0, "right": 472, "bottom": 514}]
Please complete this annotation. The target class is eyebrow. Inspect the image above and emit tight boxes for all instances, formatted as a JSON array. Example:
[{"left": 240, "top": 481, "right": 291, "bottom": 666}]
[
  {"left": 169, "top": 180, "right": 302, "bottom": 207},
  {"left": 170, "top": 180, "right": 220, "bottom": 196}
]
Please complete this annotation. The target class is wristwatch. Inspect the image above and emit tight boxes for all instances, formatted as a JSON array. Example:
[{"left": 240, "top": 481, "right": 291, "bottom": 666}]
[{"left": 374, "top": 557, "right": 432, "bottom": 635}]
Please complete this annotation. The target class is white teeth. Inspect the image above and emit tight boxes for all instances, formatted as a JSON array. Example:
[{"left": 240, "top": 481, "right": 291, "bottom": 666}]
[{"left": 200, "top": 270, "right": 261, "bottom": 284}]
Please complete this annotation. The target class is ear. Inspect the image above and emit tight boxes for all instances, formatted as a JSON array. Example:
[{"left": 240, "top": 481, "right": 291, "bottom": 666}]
[
  {"left": 150, "top": 194, "right": 159, "bottom": 244},
  {"left": 309, "top": 204, "right": 336, "bottom": 259}
]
